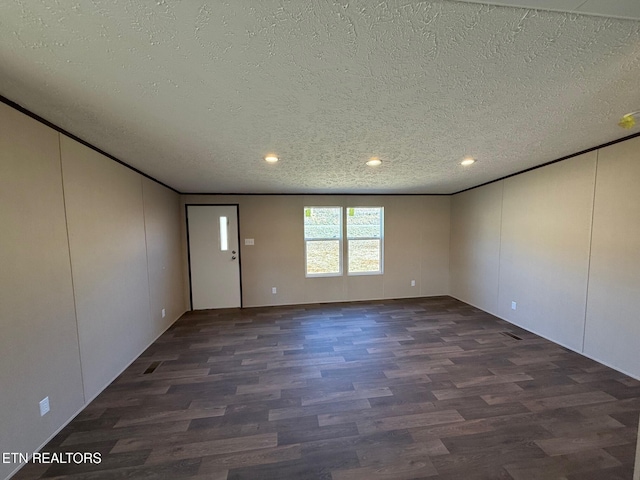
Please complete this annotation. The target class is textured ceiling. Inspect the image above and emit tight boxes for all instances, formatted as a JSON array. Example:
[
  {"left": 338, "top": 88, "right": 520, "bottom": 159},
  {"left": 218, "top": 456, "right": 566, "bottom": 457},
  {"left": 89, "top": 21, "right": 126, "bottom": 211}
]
[{"left": 0, "top": 1, "right": 639, "bottom": 194}]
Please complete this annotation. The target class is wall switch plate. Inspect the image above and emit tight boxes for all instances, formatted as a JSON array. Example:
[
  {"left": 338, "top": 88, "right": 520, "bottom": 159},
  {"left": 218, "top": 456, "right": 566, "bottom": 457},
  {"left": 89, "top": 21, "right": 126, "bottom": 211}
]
[
  {"left": 511, "top": 301, "right": 517, "bottom": 310},
  {"left": 272, "top": 287, "right": 277, "bottom": 294},
  {"left": 411, "top": 280, "right": 416, "bottom": 287},
  {"left": 39, "top": 397, "right": 50, "bottom": 416},
  {"left": 245, "top": 238, "right": 254, "bottom": 245},
  {"left": 161, "top": 308, "right": 166, "bottom": 318}
]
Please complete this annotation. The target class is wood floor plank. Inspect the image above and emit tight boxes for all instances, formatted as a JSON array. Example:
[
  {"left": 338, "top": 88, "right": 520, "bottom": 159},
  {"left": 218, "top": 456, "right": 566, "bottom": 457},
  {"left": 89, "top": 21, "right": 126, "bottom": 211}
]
[
  {"left": 356, "top": 438, "right": 449, "bottom": 466},
  {"left": 452, "top": 372, "right": 533, "bottom": 388},
  {"left": 480, "top": 383, "right": 593, "bottom": 405},
  {"left": 318, "top": 401, "right": 436, "bottom": 427},
  {"left": 197, "top": 444, "right": 302, "bottom": 473},
  {"left": 540, "top": 414, "right": 626, "bottom": 436},
  {"left": 235, "top": 379, "right": 308, "bottom": 395},
  {"left": 522, "top": 391, "right": 618, "bottom": 413},
  {"left": 145, "top": 432, "right": 278, "bottom": 464},
  {"left": 61, "top": 420, "right": 191, "bottom": 447},
  {"left": 504, "top": 448, "right": 622, "bottom": 480},
  {"left": 432, "top": 381, "right": 524, "bottom": 401},
  {"left": 268, "top": 398, "right": 372, "bottom": 422},
  {"left": 357, "top": 409, "right": 465, "bottom": 434},
  {"left": 300, "top": 386, "right": 393, "bottom": 406},
  {"left": 331, "top": 457, "right": 438, "bottom": 480},
  {"left": 112, "top": 406, "right": 227, "bottom": 428},
  {"left": 535, "top": 432, "right": 629, "bottom": 456}
]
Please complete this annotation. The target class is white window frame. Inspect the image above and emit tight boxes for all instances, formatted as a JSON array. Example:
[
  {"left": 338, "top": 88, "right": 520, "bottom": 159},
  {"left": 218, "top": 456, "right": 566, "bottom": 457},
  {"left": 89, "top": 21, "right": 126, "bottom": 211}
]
[
  {"left": 304, "top": 207, "right": 343, "bottom": 278},
  {"left": 346, "top": 207, "right": 384, "bottom": 276},
  {"left": 219, "top": 216, "right": 229, "bottom": 251}
]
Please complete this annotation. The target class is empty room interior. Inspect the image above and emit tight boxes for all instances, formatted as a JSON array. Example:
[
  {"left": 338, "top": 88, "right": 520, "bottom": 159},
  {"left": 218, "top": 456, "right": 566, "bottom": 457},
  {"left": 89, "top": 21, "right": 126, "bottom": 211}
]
[{"left": 2, "top": 1, "right": 640, "bottom": 479}]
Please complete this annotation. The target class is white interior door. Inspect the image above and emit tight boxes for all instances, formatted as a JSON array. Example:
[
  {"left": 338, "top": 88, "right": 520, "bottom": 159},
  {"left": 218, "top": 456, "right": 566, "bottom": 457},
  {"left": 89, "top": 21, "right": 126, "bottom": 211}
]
[{"left": 187, "top": 205, "right": 241, "bottom": 309}]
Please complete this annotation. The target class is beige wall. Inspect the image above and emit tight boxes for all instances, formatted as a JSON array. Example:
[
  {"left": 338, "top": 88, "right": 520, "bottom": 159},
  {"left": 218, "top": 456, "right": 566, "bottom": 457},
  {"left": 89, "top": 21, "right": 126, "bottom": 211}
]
[
  {"left": 62, "top": 137, "right": 153, "bottom": 400},
  {"left": 451, "top": 139, "right": 640, "bottom": 379},
  {"left": 142, "top": 178, "right": 186, "bottom": 334},
  {"left": 0, "top": 104, "right": 85, "bottom": 480},
  {"left": 182, "top": 195, "right": 450, "bottom": 308},
  {"left": 497, "top": 153, "right": 596, "bottom": 351},
  {"left": 450, "top": 181, "right": 503, "bottom": 315},
  {"left": 584, "top": 137, "right": 640, "bottom": 378},
  {"left": 0, "top": 104, "right": 185, "bottom": 480}
]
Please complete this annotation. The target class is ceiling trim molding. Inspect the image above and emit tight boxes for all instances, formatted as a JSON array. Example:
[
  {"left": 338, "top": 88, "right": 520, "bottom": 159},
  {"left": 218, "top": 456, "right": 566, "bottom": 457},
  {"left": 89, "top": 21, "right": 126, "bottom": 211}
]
[
  {"left": 450, "top": 0, "right": 640, "bottom": 21},
  {"left": 0, "top": 95, "right": 180, "bottom": 194},
  {"left": 453, "top": 130, "right": 640, "bottom": 195},
  {"left": 181, "top": 192, "right": 453, "bottom": 196}
]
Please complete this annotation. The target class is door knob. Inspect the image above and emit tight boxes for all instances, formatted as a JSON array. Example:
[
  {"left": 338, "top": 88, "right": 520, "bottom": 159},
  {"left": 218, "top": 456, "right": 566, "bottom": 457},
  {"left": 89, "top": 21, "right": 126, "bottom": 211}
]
[
  {"left": 232, "top": 256, "right": 237, "bottom": 260},
  {"left": 232, "top": 250, "right": 236, "bottom": 254}
]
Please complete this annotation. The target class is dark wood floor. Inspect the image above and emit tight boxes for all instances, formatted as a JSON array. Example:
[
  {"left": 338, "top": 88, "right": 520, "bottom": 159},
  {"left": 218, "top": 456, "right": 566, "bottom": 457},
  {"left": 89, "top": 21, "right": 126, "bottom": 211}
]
[{"left": 15, "top": 296, "right": 640, "bottom": 479}]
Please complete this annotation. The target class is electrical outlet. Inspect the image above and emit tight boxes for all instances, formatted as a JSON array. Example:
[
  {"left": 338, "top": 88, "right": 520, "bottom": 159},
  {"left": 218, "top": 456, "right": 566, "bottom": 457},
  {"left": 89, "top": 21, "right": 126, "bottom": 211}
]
[
  {"left": 511, "top": 301, "right": 517, "bottom": 311},
  {"left": 161, "top": 308, "right": 166, "bottom": 318},
  {"left": 411, "top": 280, "right": 416, "bottom": 287},
  {"left": 272, "top": 287, "right": 277, "bottom": 294},
  {"left": 39, "top": 397, "right": 50, "bottom": 417}
]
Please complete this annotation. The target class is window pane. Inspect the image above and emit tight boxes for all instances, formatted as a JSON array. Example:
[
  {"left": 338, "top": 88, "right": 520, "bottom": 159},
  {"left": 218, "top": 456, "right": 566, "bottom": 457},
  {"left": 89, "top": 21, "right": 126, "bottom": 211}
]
[
  {"left": 304, "top": 207, "right": 341, "bottom": 239},
  {"left": 306, "top": 240, "right": 340, "bottom": 275},
  {"left": 219, "top": 216, "right": 228, "bottom": 251},
  {"left": 347, "top": 207, "right": 382, "bottom": 238},
  {"left": 348, "top": 239, "right": 380, "bottom": 273}
]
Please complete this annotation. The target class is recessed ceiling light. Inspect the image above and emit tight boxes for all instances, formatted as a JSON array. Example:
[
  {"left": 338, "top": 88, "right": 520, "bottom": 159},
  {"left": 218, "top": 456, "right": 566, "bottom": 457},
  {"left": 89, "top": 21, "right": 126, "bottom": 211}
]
[
  {"left": 264, "top": 155, "right": 279, "bottom": 164},
  {"left": 461, "top": 158, "right": 475, "bottom": 166},
  {"left": 366, "top": 157, "right": 382, "bottom": 167}
]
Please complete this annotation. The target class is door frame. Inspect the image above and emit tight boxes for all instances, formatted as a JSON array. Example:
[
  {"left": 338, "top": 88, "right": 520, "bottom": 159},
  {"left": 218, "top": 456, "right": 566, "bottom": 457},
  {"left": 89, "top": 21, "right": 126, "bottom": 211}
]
[{"left": 185, "top": 203, "right": 243, "bottom": 310}]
